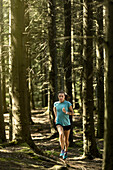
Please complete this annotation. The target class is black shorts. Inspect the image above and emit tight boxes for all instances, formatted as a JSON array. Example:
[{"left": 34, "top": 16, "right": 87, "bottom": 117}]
[{"left": 56, "top": 124, "right": 71, "bottom": 131}]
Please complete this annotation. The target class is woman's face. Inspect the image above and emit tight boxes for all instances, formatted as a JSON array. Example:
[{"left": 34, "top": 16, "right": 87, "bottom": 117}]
[{"left": 58, "top": 93, "right": 65, "bottom": 103}]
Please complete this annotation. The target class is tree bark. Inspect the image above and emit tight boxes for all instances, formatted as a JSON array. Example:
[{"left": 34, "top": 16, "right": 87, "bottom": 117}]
[
  {"left": 82, "top": 0, "right": 100, "bottom": 158},
  {"left": 24, "top": 0, "right": 34, "bottom": 125},
  {"left": 103, "top": 1, "right": 113, "bottom": 169},
  {"left": 48, "top": 0, "right": 58, "bottom": 133},
  {"left": 0, "top": 67, "right": 6, "bottom": 142},
  {"left": 0, "top": 0, "right": 6, "bottom": 142},
  {"left": 48, "top": 0, "right": 58, "bottom": 102},
  {"left": 0, "top": 0, "right": 7, "bottom": 113},
  {"left": 10, "top": 0, "right": 49, "bottom": 156},
  {"left": 64, "top": 0, "right": 73, "bottom": 145},
  {"left": 64, "top": 0, "right": 72, "bottom": 101},
  {"left": 96, "top": 1, "right": 104, "bottom": 138},
  {"left": 9, "top": 0, "right": 13, "bottom": 141},
  {"left": 11, "top": 0, "right": 31, "bottom": 141}
]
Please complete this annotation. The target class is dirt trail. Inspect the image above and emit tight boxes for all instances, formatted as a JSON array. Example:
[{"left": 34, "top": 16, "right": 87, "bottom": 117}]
[
  {"left": 0, "top": 109, "right": 103, "bottom": 169},
  {"left": 31, "top": 109, "right": 102, "bottom": 170}
]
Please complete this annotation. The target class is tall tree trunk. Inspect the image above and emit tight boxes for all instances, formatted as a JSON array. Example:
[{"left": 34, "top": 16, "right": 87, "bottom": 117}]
[
  {"left": 0, "top": 67, "right": 6, "bottom": 142},
  {"left": 11, "top": 0, "right": 31, "bottom": 142},
  {"left": 71, "top": 0, "right": 75, "bottom": 109},
  {"left": 1, "top": 53, "right": 7, "bottom": 113},
  {"left": 10, "top": 0, "right": 44, "bottom": 156},
  {"left": 64, "top": 0, "right": 72, "bottom": 101},
  {"left": 1, "top": 0, "right": 7, "bottom": 113},
  {"left": 82, "top": 0, "right": 99, "bottom": 158},
  {"left": 24, "top": 0, "right": 34, "bottom": 125},
  {"left": 64, "top": 0, "right": 73, "bottom": 145},
  {"left": 48, "top": 0, "right": 58, "bottom": 102},
  {"left": 102, "top": 1, "right": 113, "bottom": 169},
  {"left": 1, "top": 58, "right": 7, "bottom": 113},
  {"left": 48, "top": 0, "right": 58, "bottom": 133},
  {"left": 9, "top": 0, "right": 13, "bottom": 141},
  {"left": 96, "top": 1, "right": 104, "bottom": 138},
  {"left": 80, "top": 0, "right": 84, "bottom": 111},
  {"left": 0, "top": 0, "right": 6, "bottom": 142}
]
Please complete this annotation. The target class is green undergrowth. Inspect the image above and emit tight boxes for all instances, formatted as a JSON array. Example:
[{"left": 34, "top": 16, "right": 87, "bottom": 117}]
[
  {"left": 0, "top": 142, "right": 59, "bottom": 160},
  {"left": 0, "top": 157, "right": 25, "bottom": 165},
  {"left": 0, "top": 142, "right": 46, "bottom": 162},
  {"left": 75, "top": 140, "right": 83, "bottom": 147},
  {"left": 0, "top": 140, "right": 19, "bottom": 148},
  {"left": 45, "top": 150, "right": 59, "bottom": 157}
]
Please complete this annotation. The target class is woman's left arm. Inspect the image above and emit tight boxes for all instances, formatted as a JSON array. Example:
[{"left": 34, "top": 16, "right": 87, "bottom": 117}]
[
  {"left": 62, "top": 106, "right": 74, "bottom": 115},
  {"left": 68, "top": 105, "right": 74, "bottom": 115}
]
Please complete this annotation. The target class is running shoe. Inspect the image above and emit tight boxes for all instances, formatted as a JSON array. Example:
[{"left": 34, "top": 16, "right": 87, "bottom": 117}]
[
  {"left": 63, "top": 152, "right": 68, "bottom": 160},
  {"left": 59, "top": 150, "right": 64, "bottom": 157}
]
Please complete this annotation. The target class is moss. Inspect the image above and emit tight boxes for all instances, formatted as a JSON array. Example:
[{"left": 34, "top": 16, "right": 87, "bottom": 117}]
[
  {"left": 31, "top": 155, "right": 42, "bottom": 161},
  {"left": 0, "top": 157, "right": 24, "bottom": 164},
  {"left": 0, "top": 158, "right": 7, "bottom": 161},
  {"left": 0, "top": 141, "right": 18, "bottom": 148},
  {"left": 75, "top": 140, "right": 83, "bottom": 147},
  {"left": 45, "top": 150, "right": 59, "bottom": 156},
  {"left": 73, "top": 130, "right": 77, "bottom": 135},
  {"left": 19, "top": 143, "right": 29, "bottom": 147},
  {"left": 17, "top": 147, "right": 34, "bottom": 155},
  {"left": 68, "top": 147, "right": 73, "bottom": 150}
]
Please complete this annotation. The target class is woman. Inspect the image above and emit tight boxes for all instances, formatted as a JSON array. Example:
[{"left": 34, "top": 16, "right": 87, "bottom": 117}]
[{"left": 53, "top": 91, "right": 74, "bottom": 159}]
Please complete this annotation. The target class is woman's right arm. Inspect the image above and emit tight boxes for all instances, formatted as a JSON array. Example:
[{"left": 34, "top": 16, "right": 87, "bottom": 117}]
[{"left": 53, "top": 107, "right": 57, "bottom": 122}]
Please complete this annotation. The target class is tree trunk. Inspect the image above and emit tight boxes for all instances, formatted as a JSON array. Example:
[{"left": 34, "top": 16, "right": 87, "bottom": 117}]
[
  {"left": 24, "top": 0, "right": 34, "bottom": 125},
  {"left": 0, "top": 0, "right": 6, "bottom": 142},
  {"left": 1, "top": 55, "right": 7, "bottom": 113},
  {"left": 0, "top": 0, "right": 7, "bottom": 113},
  {"left": 48, "top": 0, "right": 58, "bottom": 133},
  {"left": 64, "top": 0, "right": 73, "bottom": 145},
  {"left": 9, "top": 0, "right": 13, "bottom": 141},
  {"left": 71, "top": 0, "right": 75, "bottom": 109},
  {"left": 0, "top": 67, "right": 6, "bottom": 142},
  {"left": 64, "top": 0, "right": 72, "bottom": 101},
  {"left": 96, "top": 1, "right": 104, "bottom": 138},
  {"left": 10, "top": 0, "right": 45, "bottom": 156},
  {"left": 82, "top": 0, "right": 99, "bottom": 158},
  {"left": 102, "top": 1, "right": 113, "bottom": 169},
  {"left": 11, "top": 0, "right": 31, "bottom": 142}
]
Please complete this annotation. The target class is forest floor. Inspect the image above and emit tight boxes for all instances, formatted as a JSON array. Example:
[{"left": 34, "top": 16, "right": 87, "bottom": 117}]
[{"left": 0, "top": 108, "right": 103, "bottom": 170}]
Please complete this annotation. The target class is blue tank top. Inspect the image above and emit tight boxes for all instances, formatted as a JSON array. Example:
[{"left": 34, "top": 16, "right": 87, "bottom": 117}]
[{"left": 54, "top": 100, "right": 72, "bottom": 126}]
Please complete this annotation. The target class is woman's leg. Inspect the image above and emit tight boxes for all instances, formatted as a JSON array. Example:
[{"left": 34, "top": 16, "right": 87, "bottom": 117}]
[
  {"left": 56, "top": 125, "right": 64, "bottom": 150},
  {"left": 64, "top": 129, "right": 70, "bottom": 152}
]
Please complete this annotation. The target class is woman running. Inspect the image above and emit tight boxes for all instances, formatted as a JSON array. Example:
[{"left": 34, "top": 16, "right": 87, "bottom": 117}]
[{"left": 53, "top": 91, "right": 74, "bottom": 159}]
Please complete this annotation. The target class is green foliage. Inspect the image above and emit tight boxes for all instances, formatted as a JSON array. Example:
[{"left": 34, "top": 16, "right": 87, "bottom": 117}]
[{"left": 1, "top": 0, "right": 84, "bottom": 109}]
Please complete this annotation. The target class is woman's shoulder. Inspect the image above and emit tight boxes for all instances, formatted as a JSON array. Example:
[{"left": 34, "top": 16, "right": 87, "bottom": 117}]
[
  {"left": 54, "top": 101, "right": 59, "bottom": 106},
  {"left": 65, "top": 100, "right": 72, "bottom": 105}
]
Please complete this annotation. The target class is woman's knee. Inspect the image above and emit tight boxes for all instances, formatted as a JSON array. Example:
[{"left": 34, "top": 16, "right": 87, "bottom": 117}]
[{"left": 59, "top": 131, "right": 64, "bottom": 138}]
